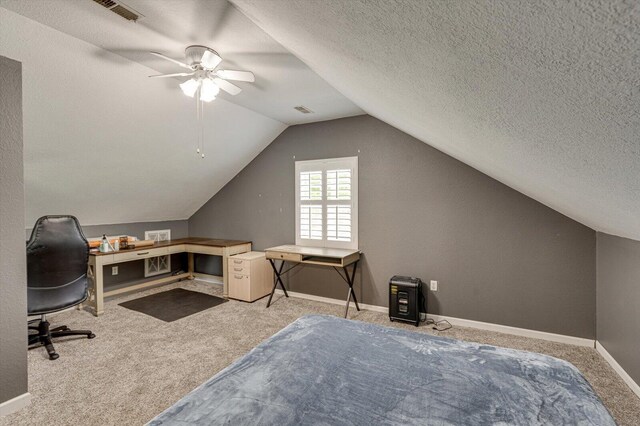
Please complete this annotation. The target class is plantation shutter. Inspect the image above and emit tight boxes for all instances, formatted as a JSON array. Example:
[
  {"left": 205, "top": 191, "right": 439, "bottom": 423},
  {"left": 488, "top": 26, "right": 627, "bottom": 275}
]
[
  {"left": 295, "top": 157, "right": 358, "bottom": 249},
  {"left": 326, "top": 168, "right": 352, "bottom": 242}
]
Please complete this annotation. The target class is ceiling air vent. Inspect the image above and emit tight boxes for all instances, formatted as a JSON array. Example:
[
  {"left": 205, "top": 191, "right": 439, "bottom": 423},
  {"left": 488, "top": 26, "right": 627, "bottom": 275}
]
[
  {"left": 94, "top": 0, "right": 116, "bottom": 7},
  {"left": 92, "top": 0, "right": 143, "bottom": 22},
  {"left": 294, "top": 106, "right": 314, "bottom": 114}
]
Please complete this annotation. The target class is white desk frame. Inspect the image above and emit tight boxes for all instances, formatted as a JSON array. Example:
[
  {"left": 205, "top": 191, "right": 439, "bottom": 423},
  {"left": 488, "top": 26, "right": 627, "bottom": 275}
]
[{"left": 87, "top": 241, "right": 251, "bottom": 316}]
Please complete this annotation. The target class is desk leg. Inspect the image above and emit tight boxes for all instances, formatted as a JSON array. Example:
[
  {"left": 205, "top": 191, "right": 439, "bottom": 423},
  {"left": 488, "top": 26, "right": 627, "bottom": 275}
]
[
  {"left": 87, "top": 259, "right": 104, "bottom": 317},
  {"left": 222, "top": 247, "right": 229, "bottom": 298},
  {"left": 187, "top": 252, "right": 195, "bottom": 280},
  {"left": 343, "top": 260, "right": 360, "bottom": 318},
  {"left": 266, "top": 259, "right": 288, "bottom": 308}
]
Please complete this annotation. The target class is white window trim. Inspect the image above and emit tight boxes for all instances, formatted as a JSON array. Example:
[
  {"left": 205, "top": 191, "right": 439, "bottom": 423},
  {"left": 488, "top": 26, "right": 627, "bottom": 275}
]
[
  {"left": 295, "top": 156, "right": 358, "bottom": 250},
  {"left": 144, "top": 229, "right": 171, "bottom": 277},
  {"left": 145, "top": 229, "right": 171, "bottom": 242}
]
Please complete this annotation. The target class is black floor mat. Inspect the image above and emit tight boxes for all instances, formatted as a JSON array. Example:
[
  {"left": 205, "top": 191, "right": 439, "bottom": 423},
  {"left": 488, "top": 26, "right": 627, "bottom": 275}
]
[{"left": 119, "top": 288, "right": 227, "bottom": 322}]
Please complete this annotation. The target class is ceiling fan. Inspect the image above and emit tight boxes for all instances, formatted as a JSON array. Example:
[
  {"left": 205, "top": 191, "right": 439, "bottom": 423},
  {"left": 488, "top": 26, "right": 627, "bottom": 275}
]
[{"left": 149, "top": 45, "right": 255, "bottom": 102}]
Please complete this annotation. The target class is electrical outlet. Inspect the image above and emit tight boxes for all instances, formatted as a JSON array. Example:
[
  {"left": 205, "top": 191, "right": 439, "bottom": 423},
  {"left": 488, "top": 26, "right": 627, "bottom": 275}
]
[
  {"left": 112, "top": 266, "right": 118, "bottom": 276},
  {"left": 430, "top": 280, "right": 438, "bottom": 291}
]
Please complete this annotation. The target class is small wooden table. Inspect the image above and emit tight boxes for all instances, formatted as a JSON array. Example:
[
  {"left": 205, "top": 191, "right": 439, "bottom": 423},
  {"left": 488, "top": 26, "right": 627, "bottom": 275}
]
[
  {"left": 87, "top": 238, "right": 251, "bottom": 316},
  {"left": 264, "top": 245, "right": 361, "bottom": 318}
]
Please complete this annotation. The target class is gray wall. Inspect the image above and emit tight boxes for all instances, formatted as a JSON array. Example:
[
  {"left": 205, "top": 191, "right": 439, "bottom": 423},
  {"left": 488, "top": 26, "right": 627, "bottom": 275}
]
[
  {"left": 190, "top": 115, "right": 597, "bottom": 338},
  {"left": 80, "top": 220, "right": 189, "bottom": 242},
  {"left": 85, "top": 221, "right": 188, "bottom": 290},
  {"left": 25, "top": 220, "right": 189, "bottom": 290},
  {"left": 0, "top": 56, "right": 28, "bottom": 404},
  {"left": 596, "top": 233, "right": 640, "bottom": 384},
  {"left": 25, "top": 219, "right": 189, "bottom": 241}
]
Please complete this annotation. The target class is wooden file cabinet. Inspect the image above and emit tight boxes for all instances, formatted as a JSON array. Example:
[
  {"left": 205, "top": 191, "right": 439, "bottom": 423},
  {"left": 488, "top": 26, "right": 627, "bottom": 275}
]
[{"left": 228, "top": 251, "right": 273, "bottom": 302}]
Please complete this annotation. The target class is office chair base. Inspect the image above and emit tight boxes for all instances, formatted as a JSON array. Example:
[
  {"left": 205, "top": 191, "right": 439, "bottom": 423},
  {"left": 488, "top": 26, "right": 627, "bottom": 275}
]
[{"left": 28, "top": 318, "right": 95, "bottom": 360}]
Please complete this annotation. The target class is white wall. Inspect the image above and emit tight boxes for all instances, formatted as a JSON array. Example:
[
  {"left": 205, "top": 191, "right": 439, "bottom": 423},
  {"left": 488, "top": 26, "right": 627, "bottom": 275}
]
[{"left": 0, "top": 8, "right": 287, "bottom": 227}]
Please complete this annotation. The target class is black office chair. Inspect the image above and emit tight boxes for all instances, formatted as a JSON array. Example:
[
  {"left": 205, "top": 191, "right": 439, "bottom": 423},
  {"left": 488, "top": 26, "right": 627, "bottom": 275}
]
[{"left": 27, "top": 215, "right": 95, "bottom": 360}]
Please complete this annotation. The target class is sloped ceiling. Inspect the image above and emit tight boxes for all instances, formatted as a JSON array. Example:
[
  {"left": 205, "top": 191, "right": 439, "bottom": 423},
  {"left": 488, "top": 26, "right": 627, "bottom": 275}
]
[
  {"left": 0, "top": 0, "right": 362, "bottom": 125},
  {"left": 0, "top": 0, "right": 362, "bottom": 227},
  {"left": 233, "top": 0, "right": 640, "bottom": 240},
  {"left": 1, "top": 8, "right": 287, "bottom": 226}
]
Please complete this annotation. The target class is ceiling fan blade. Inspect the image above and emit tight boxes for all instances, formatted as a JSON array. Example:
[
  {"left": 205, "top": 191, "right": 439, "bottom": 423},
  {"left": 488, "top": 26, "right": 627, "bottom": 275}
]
[
  {"left": 201, "top": 50, "right": 222, "bottom": 69},
  {"left": 216, "top": 69, "right": 255, "bottom": 82},
  {"left": 148, "top": 72, "right": 195, "bottom": 78},
  {"left": 213, "top": 77, "right": 242, "bottom": 96},
  {"left": 150, "top": 51, "right": 192, "bottom": 70}
]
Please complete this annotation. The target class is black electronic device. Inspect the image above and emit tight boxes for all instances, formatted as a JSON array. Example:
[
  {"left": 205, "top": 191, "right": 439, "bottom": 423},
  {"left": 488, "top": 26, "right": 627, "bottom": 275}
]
[{"left": 389, "top": 276, "right": 422, "bottom": 326}]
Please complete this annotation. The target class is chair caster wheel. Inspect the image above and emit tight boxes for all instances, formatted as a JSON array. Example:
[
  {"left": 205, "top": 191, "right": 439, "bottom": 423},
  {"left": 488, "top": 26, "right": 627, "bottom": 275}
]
[
  {"left": 49, "top": 353, "right": 59, "bottom": 360},
  {"left": 389, "top": 318, "right": 394, "bottom": 322},
  {"left": 88, "top": 333, "right": 96, "bottom": 339}
]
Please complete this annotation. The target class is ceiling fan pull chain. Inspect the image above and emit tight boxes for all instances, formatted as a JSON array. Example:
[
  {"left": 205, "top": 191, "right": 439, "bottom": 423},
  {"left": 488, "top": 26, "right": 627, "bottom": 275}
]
[
  {"left": 200, "top": 99, "right": 205, "bottom": 159},
  {"left": 195, "top": 93, "right": 201, "bottom": 156}
]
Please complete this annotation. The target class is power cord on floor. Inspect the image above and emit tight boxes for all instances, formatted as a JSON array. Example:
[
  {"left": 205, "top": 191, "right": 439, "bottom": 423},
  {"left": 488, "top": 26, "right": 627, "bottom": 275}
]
[
  {"left": 424, "top": 317, "right": 452, "bottom": 331},
  {"left": 420, "top": 285, "right": 452, "bottom": 331}
]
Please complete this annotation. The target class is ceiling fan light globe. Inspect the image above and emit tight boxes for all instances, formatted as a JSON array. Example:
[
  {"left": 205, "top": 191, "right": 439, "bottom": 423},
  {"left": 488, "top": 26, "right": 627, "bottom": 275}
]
[
  {"left": 180, "top": 78, "right": 200, "bottom": 97},
  {"left": 200, "top": 78, "right": 220, "bottom": 102},
  {"left": 200, "top": 94, "right": 217, "bottom": 103}
]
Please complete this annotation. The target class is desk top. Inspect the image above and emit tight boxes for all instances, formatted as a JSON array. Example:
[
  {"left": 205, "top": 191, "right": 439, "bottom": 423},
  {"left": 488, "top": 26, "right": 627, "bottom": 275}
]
[
  {"left": 265, "top": 245, "right": 360, "bottom": 267},
  {"left": 90, "top": 237, "right": 252, "bottom": 256},
  {"left": 265, "top": 245, "right": 359, "bottom": 259}
]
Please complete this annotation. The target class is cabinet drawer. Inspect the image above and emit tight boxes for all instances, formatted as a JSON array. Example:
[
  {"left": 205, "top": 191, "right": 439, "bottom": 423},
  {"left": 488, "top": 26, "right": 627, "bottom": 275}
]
[
  {"left": 265, "top": 251, "right": 302, "bottom": 262},
  {"left": 229, "top": 258, "right": 247, "bottom": 268},
  {"left": 230, "top": 272, "right": 249, "bottom": 282},
  {"left": 229, "top": 273, "right": 251, "bottom": 301},
  {"left": 112, "top": 247, "right": 168, "bottom": 263},
  {"left": 229, "top": 263, "right": 251, "bottom": 276}
]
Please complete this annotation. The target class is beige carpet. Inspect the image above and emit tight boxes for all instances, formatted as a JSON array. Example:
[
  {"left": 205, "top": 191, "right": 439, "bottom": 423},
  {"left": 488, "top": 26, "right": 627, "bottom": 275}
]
[{"left": 3, "top": 280, "right": 639, "bottom": 425}]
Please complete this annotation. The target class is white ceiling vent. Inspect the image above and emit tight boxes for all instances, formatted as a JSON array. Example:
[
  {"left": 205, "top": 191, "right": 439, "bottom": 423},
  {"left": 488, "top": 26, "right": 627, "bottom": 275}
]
[
  {"left": 92, "top": 0, "right": 143, "bottom": 22},
  {"left": 294, "top": 106, "right": 314, "bottom": 114}
]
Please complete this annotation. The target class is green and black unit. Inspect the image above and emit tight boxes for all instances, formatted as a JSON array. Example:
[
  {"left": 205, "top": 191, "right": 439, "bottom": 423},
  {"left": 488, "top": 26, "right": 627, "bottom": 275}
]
[{"left": 389, "top": 275, "right": 422, "bottom": 326}]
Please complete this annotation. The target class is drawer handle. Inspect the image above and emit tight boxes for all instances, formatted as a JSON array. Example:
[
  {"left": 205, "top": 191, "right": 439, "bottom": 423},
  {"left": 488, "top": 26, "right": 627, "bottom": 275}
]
[
  {"left": 234, "top": 274, "right": 243, "bottom": 279},
  {"left": 138, "top": 252, "right": 150, "bottom": 255},
  {"left": 233, "top": 260, "right": 242, "bottom": 264},
  {"left": 233, "top": 267, "right": 243, "bottom": 271}
]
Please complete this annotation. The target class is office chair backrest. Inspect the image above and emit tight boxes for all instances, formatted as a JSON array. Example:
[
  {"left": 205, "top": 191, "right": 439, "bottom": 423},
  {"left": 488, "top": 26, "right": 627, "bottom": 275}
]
[{"left": 26, "top": 215, "right": 90, "bottom": 314}]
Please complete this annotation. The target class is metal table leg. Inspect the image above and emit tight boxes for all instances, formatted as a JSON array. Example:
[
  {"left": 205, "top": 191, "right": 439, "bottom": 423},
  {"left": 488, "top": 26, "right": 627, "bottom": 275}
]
[
  {"left": 342, "top": 260, "right": 360, "bottom": 318},
  {"left": 266, "top": 259, "right": 288, "bottom": 308}
]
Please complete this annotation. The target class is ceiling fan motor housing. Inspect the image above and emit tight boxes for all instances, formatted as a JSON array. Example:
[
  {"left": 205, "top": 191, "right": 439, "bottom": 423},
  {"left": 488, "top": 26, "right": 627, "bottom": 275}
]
[{"left": 185, "top": 45, "right": 219, "bottom": 68}]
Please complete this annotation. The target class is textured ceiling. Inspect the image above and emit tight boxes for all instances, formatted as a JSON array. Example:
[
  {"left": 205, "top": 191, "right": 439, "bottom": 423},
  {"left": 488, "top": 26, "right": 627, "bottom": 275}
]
[
  {"left": 233, "top": 0, "right": 640, "bottom": 240},
  {"left": 0, "top": 0, "right": 363, "bottom": 125}
]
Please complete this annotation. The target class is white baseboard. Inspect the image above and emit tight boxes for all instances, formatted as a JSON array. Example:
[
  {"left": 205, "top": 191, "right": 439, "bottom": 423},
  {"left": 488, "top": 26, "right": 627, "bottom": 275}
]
[
  {"left": 192, "top": 273, "right": 223, "bottom": 285},
  {"left": 596, "top": 341, "right": 640, "bottom": 399},
  {"left": 273, "top": 289, "right": 595, "bottom": 347},
  {"left": 274, "top": 289, "right": 387, "bottom": 314},
  {"left": 426, "top": 314, "right": 595, "bottom": 347},
  {"left": 0, "top": 393, "right": 31, "bottom": 417}
]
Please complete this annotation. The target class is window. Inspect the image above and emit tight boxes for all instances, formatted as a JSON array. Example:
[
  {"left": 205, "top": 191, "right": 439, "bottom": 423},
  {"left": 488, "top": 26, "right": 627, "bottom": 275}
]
[
  {"left": 144, "top": 229, "right": 171, "bottom": 277},
  {"left": 295, "top": 157, "right": 358, "bottom": 249}
]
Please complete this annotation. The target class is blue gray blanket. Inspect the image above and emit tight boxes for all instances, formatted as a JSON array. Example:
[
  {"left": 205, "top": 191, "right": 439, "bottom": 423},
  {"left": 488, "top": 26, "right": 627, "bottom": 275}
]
[{"left": 149, "top": 315, "right": 614, "bottom": 425}]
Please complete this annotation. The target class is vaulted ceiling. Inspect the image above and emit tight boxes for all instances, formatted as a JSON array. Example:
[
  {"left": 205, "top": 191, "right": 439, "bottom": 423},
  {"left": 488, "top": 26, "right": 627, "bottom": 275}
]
[
  {"left": 0, "top": 0, "right": 361, "bottom": 226},
  {"left": 0, "top": 0, "right": 363, "bottom": 125},
  {"left": 1, "top": 0, "right": 638, "bottom": 239},
  {"left": 233, "top": 0, "right": 640, "bottom": 240}
]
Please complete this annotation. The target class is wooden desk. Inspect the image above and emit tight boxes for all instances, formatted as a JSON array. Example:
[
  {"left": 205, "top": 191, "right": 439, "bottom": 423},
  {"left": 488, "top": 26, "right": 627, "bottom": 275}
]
[
  {"left": 264, "top": 245, "right": 361, "bottom": 317},
  {"left": 87, "top": 238, "right": 251, "bottom": 316}
]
